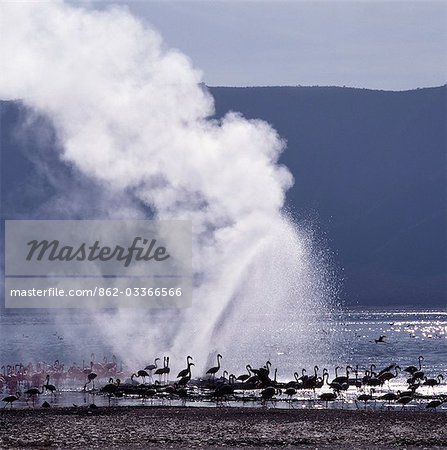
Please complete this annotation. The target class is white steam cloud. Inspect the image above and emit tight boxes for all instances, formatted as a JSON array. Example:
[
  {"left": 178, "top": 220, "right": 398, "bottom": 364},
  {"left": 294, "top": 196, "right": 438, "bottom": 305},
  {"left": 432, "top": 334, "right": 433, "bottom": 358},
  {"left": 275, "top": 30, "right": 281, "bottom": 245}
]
[{"left": 1, "top": 1, "right": 336, "bottom": 373}]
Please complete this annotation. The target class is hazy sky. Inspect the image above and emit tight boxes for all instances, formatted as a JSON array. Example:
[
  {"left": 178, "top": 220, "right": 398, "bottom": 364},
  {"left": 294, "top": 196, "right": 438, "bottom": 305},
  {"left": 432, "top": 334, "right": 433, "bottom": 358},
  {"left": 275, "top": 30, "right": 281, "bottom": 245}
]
[{"left": 88, "top": 1, "right": 447, "bottom": 90}]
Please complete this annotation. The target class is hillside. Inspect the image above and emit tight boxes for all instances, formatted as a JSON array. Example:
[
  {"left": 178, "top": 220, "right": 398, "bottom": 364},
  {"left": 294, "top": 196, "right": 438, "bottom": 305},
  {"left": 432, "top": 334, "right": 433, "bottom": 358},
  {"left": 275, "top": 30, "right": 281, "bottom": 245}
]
[
  {"left": 210, "top": 86, "right": 446, "bottom": 306},
  {"left": 1, "top": 86, "right": 446, "bottom": 306}
]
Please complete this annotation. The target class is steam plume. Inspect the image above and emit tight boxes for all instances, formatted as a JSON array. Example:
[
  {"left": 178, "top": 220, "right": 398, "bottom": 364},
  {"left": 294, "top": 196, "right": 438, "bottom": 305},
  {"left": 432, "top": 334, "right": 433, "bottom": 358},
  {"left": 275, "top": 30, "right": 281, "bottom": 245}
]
[{"left": 0, "top": 1, "right": 336, "bottom": 372}]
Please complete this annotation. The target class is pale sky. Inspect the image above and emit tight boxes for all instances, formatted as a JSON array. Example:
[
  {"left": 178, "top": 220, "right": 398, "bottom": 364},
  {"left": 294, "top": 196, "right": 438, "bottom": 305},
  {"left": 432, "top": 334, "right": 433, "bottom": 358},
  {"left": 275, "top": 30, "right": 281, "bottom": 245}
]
[{"left": 64, "top": 1, "right": 447, "bottom": 89}]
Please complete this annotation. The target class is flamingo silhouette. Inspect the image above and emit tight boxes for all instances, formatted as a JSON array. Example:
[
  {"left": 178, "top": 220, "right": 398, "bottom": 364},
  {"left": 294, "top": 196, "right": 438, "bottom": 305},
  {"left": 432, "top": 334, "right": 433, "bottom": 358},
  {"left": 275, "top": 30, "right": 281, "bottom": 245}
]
[
  {"left": 177, "top": 356, "right": 194, "bottom": 378},
  {"left": 206, "top": 354, "right": 222, "bottom": 381},
  {"left": 2, "top": 392, "right": 21, "bottom": 408},
  {"left": 25, "top": 386, "right": 44, "bottom": 407},
  {"left": 44, "top": 374, "right": 57, "bottom": 399}
]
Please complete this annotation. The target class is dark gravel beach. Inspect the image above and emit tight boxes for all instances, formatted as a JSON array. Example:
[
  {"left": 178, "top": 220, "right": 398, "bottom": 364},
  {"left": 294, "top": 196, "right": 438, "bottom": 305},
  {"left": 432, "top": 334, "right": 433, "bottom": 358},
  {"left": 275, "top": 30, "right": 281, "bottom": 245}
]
[{"left": 1, "top": 406, "right": 446, "bottom": 449}]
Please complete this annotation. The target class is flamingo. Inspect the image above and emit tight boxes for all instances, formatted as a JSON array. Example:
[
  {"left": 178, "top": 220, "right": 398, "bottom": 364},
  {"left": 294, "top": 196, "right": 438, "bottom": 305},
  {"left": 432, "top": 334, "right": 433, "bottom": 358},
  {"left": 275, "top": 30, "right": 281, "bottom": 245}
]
[
  {"left": 258, "top": 361, "right": 272, "bottom": 380},
  {"left": 104, "top": 355, "right": 117, "bottom": 373},
  {"left": 206, "top": 354, "right": 222, "bottom": 380},
  {"left": 332, "top": 365, "right": 351, "bottom": 384},
  {"left": 2, "top": 392, "right": 21, "bottom": 408},
  {"left": 154, "top": 357, "right": 166, "bottom": 381},
  {"left": 317, "top": 370, "right": 330, "bottom": 389},
  {"left": 365, "top": 365, "right": 382, "bottom": 387},
  {"left": 84, "top": 371, "right": 98, "bottom": 390},
  {"left": 164, "top": 357, "right": 171, "bottom": 383},
  {"left": 100, "top": 378, "right": 121, "bottom": 406},
  {"left": 178, "top": 363, "right": 194, "bottom": 386},
  {"left": 403, "top": 356, "right": 424, "bottom": 375},
  {"left": 426, "top": 397, "right": 446, "bottom": 410},
  {"left": 144, "top": 357, "right": 160, "bottom": 382},
  {"left": 378, "top": 366, "right": 401, "bottom": 383},
  {"left": 101, "top": 378, "right": 121, "bottom": 396},
  {"left": 305, "top": 366, "right": 320, "bottom": 390},
  {"left": 297, "top": 368, "right": 308, "bottom": 384},
  {"left": 260, "top": 386, "right": 281, "bottom": 406},
  {"left": 423, "top": 374, "right": 444, "bottom": 387},
  {"left": 24, "top": 386, "right": 44, "bottom": 407},
  {"left": 44, "top": 374, "right": 57, "bottom": 399},
  {"left": 269, "top": 368, "right": 278, "bottom": 387},
  {"left": 219, "top": 370, "right": 229, "bottom": 383},
  {"left": 375, "top": 392, "right": 396, "bottom": 409},
  {"left": 131, "top": 370, "right": 150, "bottom": 384},
  {"left": 319, "top": 391, "right": 337, "bottom": 407},
  {"left": 177, "top": 356, "right": 194, "bottom": 378},
  {"left": 356, "top": 393, "right": 373, "bottom": 409},
  {"left": 307, "top": 365, "right": 319, "bottom": 383},
  {"left": 236, "top": 365, "right": 251, "bottom": 382},
  {"left": 155, "top": 356, "right": 170, "bottom": 383},
  {"left": 213, "top": 379, "right": 235, "bottom": 405},
  {"left": 411, "top": 366, "right": 426, "bottom": 381}
]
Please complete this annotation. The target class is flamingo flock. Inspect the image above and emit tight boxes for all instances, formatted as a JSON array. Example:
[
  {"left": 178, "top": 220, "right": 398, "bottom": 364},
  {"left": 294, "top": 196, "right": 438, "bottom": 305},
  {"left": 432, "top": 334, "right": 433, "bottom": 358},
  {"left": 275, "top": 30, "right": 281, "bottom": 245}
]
[{"left": 1, "top": 354, "right": 446, "bottom": 411}]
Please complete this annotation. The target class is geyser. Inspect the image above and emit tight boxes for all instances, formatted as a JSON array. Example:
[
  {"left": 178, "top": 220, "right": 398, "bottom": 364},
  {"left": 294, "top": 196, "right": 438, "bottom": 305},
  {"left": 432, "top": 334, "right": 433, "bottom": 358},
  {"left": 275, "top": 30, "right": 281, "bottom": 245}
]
[{"left": 0, "top": 1, "right": 338, "bottom": 374}]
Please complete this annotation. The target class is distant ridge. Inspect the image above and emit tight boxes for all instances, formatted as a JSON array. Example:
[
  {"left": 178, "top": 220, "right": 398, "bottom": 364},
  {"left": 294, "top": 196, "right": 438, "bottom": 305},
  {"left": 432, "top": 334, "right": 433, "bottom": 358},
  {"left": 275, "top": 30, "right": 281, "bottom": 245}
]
[
  {"left": 1, "top": 85, "right": 446, "bottom": 306},
  {"left": 210, "top": 85, "right": 446, "bottom": 306},
  {"left": 207, "top": 84, "right": 447, "bottom": 93}
]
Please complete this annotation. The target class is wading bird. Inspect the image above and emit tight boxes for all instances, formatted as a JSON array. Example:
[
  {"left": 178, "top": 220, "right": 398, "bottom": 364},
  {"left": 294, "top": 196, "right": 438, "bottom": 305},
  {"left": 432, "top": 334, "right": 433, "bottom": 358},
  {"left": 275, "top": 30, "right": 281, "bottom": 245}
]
[
  {"left": 177, "top": 356, "right": 194, "bottom": 378},
  {"left": 332, "top": 365, "right": 351, "bottom": 384},
  {"left": 319, "top": 392, "right": 337, "bottom": 407},
  {"left": 144, "top": 358, "right": 160, "bottom": 382},
  {"left": 379, "top": 392, "right": 398, "bottom": 404},
  {"left": 378, "top": 366, "right": 401, "bottom": 383},
  {"left": 426, "top": 397, "right": 446, "bottom": 411},
  {"left": 206, "top": 354, "right": 223, "bottom": 381},
  {"left": 154, "top": 356, "right": 170, "bottom": 383},
  {"left": 44, "top": 374, "right": 57, "bottom": 399},
  {"left": 101, "top": 378, "right": 121, "bottom": 405},
  {"left": 356, "top": 393, "right": 373, "bottom": 409},
  {"left": 284, "top": 387, "right": 297, "bottom": 405},
  {"left": 236, "top": 365, "right": 251, "bottom": 382},
  {"left": 84, "top": 371, "right": 98, "bottom": 391},
  {"left": 2, "top": 392, "right": 21, "bottom": 408},
  {"left": 178, "top": 363, "right": 194, "bottom": 387},
  {"left": 25, "top": 386, "right": 44, "bottom": 407},
  {"left": 131, "top": 370, "right": 150, "bottom": 384},
  {"left": 213, "top": 381, "right": 234, "bottom": 405},
  {"left": 403, "top": 356, "right": 424, "bottom": 375},
  {"left": 260, "top": 386, "right": 280, "bottom": 406},
  {"left": 423, "top": 374, "right": 444, "bottom": 387}
]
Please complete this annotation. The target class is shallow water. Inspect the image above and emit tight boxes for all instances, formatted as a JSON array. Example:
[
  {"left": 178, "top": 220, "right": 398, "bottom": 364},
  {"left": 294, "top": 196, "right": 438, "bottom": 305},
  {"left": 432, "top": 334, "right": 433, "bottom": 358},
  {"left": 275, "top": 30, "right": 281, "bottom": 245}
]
[
  {"left": 1, "top": 306, "right": 446, "bottom": 410},
  {"left": 2, "top": 387, "right": 447, "bottom": 411},
  {"left": 1, "top": 306, "right": 445, "bottom": 373}
]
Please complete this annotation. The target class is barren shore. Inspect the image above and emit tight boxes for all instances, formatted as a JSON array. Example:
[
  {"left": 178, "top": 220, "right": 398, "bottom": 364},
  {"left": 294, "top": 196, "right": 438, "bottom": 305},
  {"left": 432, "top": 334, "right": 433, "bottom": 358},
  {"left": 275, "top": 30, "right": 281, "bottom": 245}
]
[{"left": 1, "top": 406, "right": 446, "bottom": 449}]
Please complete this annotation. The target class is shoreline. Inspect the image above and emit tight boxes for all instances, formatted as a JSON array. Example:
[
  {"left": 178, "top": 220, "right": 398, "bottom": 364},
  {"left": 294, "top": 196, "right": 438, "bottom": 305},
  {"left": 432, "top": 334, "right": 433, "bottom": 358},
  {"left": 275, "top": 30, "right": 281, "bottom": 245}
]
[{"left": 1, "top": 406, "right": 447, "bottom": 449}]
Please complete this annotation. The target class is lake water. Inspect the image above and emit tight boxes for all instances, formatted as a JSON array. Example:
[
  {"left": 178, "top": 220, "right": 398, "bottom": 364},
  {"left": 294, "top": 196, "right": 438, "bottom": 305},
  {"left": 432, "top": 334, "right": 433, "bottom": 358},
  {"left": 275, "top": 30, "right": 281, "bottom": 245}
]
[{"left": 1, "top": 306, "right": 446, "bottom": 410}]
